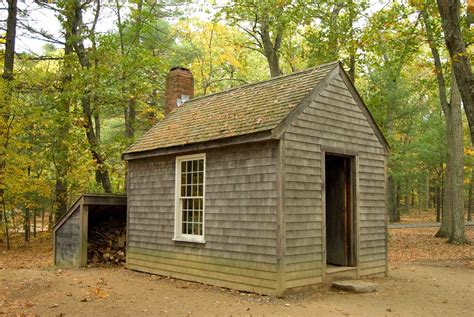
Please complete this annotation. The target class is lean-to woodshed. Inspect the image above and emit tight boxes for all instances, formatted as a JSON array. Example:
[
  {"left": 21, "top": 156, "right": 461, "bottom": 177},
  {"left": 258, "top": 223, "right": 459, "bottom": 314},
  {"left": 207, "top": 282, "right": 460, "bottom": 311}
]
[{"left": 122, "top": 62, "right": 390, "bottom": 296}]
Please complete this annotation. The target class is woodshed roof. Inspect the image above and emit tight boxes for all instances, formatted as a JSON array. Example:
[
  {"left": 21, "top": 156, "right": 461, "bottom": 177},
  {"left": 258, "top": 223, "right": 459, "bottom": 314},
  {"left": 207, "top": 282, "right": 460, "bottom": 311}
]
[{"left": 124, "top": 61, "right": 340, "bottom": 156}]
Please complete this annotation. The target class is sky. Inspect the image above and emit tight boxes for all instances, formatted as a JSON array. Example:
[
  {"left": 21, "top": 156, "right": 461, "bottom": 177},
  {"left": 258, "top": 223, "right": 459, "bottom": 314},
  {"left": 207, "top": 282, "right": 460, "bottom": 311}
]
[
  {"left": 2, "top": 0, "right": 388, "bottom": 54},
  {"left": 1, "top": 0, "right": 221, "bottom": 54}
]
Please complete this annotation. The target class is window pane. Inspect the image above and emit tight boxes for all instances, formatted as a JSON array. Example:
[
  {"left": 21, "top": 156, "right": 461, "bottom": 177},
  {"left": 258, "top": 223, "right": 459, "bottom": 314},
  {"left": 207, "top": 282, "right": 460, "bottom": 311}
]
[
  {"left": 192, "top": 160, "right": 198, "bottom": 172},
  {"left": 186, "top": 171, "right": 192, "bottom": 185},
  {"left": 181, "top": 161, "right": 186, "bottom": 172},
  {"left": 186, "top": 161, "right": 191, "bottom": 173},
  {"left": 198, "top": 159, "right": 203, "bottom": 172},
  {"left": 197, "top": 172, "right": 203, "bottom": 184}
]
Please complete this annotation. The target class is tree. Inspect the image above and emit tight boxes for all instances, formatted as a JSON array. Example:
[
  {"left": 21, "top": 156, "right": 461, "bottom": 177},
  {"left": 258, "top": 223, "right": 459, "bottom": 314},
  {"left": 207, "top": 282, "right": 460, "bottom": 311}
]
[
  {"left": 303, "top": 0, "right": 368, "bottom": 81},
  {"left": 421, "top": 5, "right": 467, "bottom": 244},
  {"left": 436, "top": 0, "right": 474, "bottom": 145},
  {"left": 360, "top": 2, "right": 424, "bottom": 222},
  {"left": 177, "top": 19, "right": 266, "bottom": 95},
  {"left": 62, "top": 0, "right": 113, "bottom": 193},
  {"left": 219, "top": 0, "right": 307, "bottom": 77},
  {"left": 1, "top": 0, "right": 18, "bottom": 249}
]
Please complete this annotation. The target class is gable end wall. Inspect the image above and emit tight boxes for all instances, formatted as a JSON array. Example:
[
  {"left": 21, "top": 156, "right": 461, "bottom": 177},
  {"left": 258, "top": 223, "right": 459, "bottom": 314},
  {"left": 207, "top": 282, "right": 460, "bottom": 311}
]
[{"left": 282, "top": 72, "right": 387, "bottom": 290}]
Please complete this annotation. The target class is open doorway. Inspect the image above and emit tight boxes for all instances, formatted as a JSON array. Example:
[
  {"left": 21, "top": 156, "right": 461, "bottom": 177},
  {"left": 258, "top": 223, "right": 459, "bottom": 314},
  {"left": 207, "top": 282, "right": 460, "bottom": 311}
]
[{"left": 325, "top": 154, "right": 354, "bottom": 267}]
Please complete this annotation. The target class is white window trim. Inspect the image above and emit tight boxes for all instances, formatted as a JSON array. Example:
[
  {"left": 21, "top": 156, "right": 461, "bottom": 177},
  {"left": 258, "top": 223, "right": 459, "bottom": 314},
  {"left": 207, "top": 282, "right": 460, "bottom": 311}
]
[{"left": 173, "top": 153, "right": 206, "bottom": 243}]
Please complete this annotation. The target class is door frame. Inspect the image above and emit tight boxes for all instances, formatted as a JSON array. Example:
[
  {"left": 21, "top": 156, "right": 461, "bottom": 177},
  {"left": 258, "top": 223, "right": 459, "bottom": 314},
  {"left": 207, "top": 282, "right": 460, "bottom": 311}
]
[{"left": 321, "top": 147, "right": 360, "bottom": 278}]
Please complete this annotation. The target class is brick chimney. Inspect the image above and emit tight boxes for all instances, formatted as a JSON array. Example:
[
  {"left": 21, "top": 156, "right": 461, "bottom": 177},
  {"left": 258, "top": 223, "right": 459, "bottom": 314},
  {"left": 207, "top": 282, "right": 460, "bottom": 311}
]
[{"left": 165, "top": 67, "right": 194, "bottom": 113}]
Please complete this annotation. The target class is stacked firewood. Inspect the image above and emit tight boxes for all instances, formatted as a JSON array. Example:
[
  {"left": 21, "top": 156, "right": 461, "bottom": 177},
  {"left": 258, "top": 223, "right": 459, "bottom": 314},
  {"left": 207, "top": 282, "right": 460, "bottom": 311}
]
[{"left": 88, "top": 218, "right": 126, "bottom": 265}]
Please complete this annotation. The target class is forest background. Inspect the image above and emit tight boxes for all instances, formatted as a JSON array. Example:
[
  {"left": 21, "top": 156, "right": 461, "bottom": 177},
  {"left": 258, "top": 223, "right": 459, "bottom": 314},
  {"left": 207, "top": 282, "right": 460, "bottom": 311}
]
[{"left": 0, "top": 0, "right": 473, "bottom": 247}]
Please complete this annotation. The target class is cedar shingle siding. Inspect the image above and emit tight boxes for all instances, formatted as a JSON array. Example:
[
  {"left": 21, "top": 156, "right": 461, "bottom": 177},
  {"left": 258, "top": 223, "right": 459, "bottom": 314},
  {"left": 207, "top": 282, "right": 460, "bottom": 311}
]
[{"left": 124, "top": 62, "right": 389, "bottom": 296}]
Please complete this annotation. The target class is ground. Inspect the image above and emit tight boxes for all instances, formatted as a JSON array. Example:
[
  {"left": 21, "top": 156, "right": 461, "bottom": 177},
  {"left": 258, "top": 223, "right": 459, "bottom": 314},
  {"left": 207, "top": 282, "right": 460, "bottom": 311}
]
[{"left": 0, "top": 226, "right": 473, "bottom": 317}]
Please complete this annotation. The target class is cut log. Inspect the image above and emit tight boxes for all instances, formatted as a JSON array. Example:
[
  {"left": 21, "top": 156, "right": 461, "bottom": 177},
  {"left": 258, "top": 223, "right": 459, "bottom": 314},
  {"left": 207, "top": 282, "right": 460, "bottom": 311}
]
[{"left": 87, "top": 215, "right": 126, "bottom": 266}]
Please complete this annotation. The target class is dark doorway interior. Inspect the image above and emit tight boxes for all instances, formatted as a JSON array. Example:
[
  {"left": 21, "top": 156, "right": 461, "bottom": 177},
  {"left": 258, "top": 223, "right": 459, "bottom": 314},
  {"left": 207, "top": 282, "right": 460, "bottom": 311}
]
[
  {"left": 88, "top": 205, "right": 127, "bottom": 265},
  {"left": 325, "top": 154, "right": 353, "bottom": 266}
]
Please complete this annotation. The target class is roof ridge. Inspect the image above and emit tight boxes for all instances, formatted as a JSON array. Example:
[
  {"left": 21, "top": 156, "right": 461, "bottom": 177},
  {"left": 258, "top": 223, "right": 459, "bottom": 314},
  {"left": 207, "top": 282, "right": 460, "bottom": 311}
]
[{"left": 175, "top": 60, "right": 340, "bottom": 109}]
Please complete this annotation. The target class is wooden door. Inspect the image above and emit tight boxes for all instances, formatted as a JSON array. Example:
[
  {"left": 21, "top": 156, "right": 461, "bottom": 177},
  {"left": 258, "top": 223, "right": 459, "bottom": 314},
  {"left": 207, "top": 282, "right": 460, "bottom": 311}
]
[{"left": 325, "top": 155, "right": 351, "bottom": 266}]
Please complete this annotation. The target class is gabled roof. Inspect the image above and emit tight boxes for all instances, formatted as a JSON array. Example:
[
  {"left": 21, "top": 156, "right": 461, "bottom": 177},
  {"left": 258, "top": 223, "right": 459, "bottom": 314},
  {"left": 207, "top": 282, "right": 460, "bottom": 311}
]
[
  {"left": 123, "top": 61, "right": 389, "bottom": 160},
  {"left": 124, "top": 61, "right": 340, "bottom": 156}
]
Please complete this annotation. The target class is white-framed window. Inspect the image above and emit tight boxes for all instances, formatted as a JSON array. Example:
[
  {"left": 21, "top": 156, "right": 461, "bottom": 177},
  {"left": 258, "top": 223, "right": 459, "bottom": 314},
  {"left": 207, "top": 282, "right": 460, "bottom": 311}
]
[{"left": 173, "top": 153, "right": 206, "bottom": 243}]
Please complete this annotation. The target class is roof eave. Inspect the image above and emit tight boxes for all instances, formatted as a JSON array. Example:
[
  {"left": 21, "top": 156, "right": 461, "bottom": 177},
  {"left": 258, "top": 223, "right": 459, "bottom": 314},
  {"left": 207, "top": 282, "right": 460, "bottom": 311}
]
[{"left": 122, "top": 130, "right": 275, "bottom": 161}]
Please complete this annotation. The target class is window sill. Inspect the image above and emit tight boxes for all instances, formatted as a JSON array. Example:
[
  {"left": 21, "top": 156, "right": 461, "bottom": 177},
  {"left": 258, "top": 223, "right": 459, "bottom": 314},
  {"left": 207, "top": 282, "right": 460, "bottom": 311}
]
[{"left": 172, "top": 237, "right": 206, "bottom": 244}]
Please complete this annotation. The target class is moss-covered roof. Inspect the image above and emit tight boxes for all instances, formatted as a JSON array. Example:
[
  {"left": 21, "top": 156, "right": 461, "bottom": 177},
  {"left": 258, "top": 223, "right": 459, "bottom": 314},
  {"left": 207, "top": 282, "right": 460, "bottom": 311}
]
[{"left": 125, "top": 61, "right": 339, "bottom": 154}]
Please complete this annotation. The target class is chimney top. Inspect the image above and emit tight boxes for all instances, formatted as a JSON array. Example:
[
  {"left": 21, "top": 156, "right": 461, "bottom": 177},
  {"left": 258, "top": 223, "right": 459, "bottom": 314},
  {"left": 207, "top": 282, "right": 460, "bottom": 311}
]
[
  {"left": 170, "top": 66, "right": 191, "bottom": 72},
  {"left": 165, "top": 67, "right": 194, "bottom": 114}
]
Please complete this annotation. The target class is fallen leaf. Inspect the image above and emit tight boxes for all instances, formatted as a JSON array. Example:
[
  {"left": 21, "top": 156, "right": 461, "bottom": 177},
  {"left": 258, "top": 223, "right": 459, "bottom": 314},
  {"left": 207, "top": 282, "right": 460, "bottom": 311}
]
[{"left": 94, "top": 287, "right": 109, "bottom": 299}]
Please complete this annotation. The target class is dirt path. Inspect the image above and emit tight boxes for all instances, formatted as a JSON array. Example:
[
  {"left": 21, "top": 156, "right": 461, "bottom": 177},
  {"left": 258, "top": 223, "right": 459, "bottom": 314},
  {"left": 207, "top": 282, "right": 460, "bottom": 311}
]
[
  {"left": 1, "top": 263, "right": 473, "bottom": 316},
  {"left": 1, "top": 228, "right": 473, "bottom": 316}
]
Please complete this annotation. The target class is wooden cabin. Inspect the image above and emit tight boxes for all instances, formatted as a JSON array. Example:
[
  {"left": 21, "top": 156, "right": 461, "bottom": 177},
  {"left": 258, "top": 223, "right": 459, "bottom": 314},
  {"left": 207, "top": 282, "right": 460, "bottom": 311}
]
[{"left": 122, "top": 62, "right": 390, "bottom": 296}]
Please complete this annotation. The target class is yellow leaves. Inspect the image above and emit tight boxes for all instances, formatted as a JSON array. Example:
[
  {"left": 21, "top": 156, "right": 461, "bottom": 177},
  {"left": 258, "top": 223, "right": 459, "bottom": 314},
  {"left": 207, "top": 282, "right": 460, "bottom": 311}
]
[
  {"left": 176, "top": 19, "right": 252, "bottom": 95},
  {"left": 408, "top": 0, "right": 425, "bottom": 10},
  {"left": 468, "top": 0, "right": 474, "bottom": 14},
  {"left": 93, "top": 287, "right": 109, "bottom": 299},
  {"left": 465, "top": 146, "right": 474, "bottom": 157}
]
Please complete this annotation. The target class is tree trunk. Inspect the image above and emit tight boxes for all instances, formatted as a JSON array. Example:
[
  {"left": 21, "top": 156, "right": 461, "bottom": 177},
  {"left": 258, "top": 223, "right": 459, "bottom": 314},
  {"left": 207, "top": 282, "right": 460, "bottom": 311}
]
[
  {"left": 447, "top": 75, "right": 467, "bottom": 244},
  {"left": 468, "top": 169, "right": 473, "bottom": 222},
  {"left": 1, "top": 194, "right": 9, "bottom": 250},
  {"left": 1, "top": 0, "right": 17, "bottom": 82},
  {"left": 125, "top": 98, "right": 136, "bottom": 138},
  {"left": 41, "top": 207, "right": 45, "bottom": 232},
  {"left": 53, "top": 5, "right": 76, "bottom": 221},
  {"left": 418, "top": 186, "right": 422, "bottom": 215},
  {"left": 1, "top": 0, "right": 17, "bottom": 250},
  {"left": 435, "top": 111, "right": 452, "bottom": 237},
  {"left": 436, "top": 183, "right": 441, "bottom": 222},
  {"left": 67, "top": 0, "right": 112, "bottom": 193},
  {"left": 404, "top": 178, "right": 409, "bottom": 213},
  {"left": 396, "top": 183, "right": 400, "bottom": 210},
  {"left": 260, "top": 18, "right": 283, "bottom": 78},
  {"left": 347, "top": 0, "right": 356, "bottom": 83},
  {"left": 54, "top": 178, "right": 68, "bottom": 219},
  {"left": 328, "top": 0, "right": 343, "bottom": 57},
  {"left": 423, "top": 10, "right": 461, "bottom": 239},
  {"left": 425, "top": 174, "right": 430, "bottom": 210},
  {"left": 33, "top": 208, "right": 36, "bottom": 238},
  {"left": 437, "top": 0, "right": 474, "bottom": 144},
  {"left": 11, "top": 209, "right": 17, "bottom": 233},
  {"left": 24, "top": 207, "right": 30, "bottom": 242}
]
